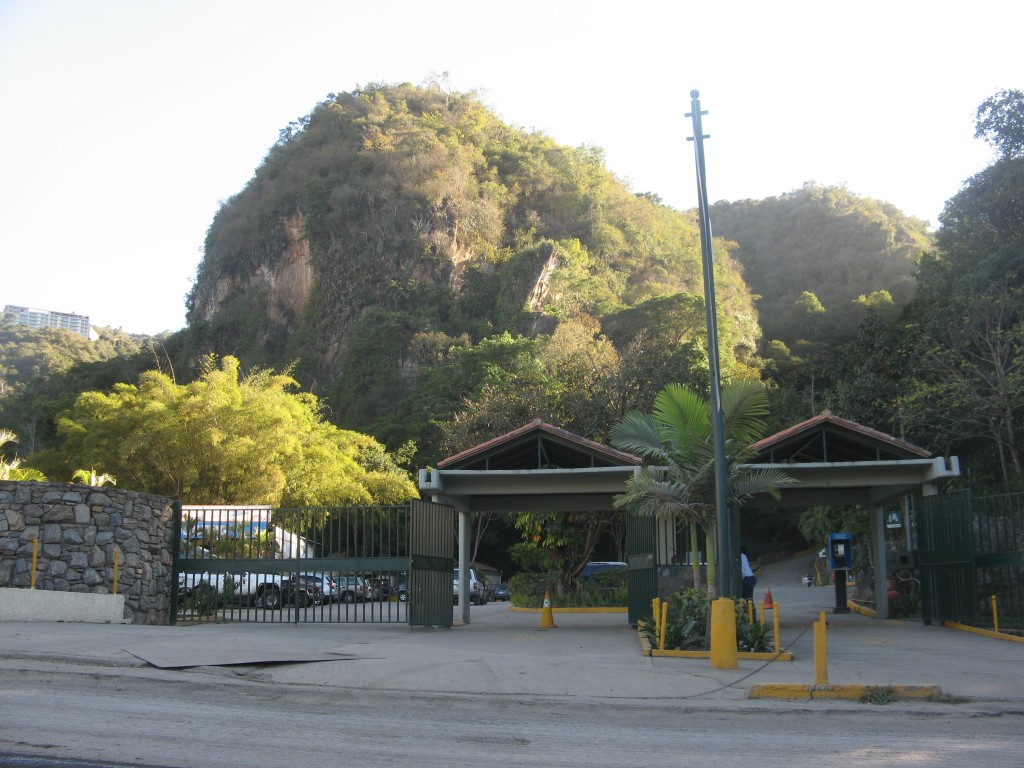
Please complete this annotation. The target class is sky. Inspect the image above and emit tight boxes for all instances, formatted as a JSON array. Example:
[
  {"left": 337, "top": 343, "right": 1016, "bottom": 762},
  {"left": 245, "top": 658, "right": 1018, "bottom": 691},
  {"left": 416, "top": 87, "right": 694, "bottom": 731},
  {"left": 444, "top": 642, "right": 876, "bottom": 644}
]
[{"left": 1, "top": 1, "right": 1020, "bottom": 336}]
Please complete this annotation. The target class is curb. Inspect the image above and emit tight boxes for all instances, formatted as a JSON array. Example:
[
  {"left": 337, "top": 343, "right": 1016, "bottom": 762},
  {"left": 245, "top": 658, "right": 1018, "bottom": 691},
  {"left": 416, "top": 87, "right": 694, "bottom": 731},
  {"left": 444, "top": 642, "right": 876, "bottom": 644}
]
[
  {"left": 508, "top": 605, "right": 627, "bottom": 613},
  {"left": 749, "top": 683, "right": 943, "bottom": 701},
  {"left": 943, "top": 621, "right": 1024, "bottom": 643},
  {"left": 636, "top": 628, "right": 794, "bottom": 661}
]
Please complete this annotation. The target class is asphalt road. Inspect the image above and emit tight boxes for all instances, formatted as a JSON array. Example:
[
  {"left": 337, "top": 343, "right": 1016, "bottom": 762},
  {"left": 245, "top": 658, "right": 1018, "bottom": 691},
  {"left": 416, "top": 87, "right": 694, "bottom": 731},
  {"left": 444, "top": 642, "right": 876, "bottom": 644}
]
[{"left": 2, "top": 650, "right": 1023, "bottom": 768}]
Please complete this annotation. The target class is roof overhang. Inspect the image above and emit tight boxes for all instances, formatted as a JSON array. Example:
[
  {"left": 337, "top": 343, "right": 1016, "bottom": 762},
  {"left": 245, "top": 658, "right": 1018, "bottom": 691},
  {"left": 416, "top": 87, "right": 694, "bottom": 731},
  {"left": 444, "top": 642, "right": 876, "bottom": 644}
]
[
  {"left": 739, "top": 456, "right": 961, "bottom": 509},
  {"left": 419, "top": 466, "right": 641, "bottom": 514}
]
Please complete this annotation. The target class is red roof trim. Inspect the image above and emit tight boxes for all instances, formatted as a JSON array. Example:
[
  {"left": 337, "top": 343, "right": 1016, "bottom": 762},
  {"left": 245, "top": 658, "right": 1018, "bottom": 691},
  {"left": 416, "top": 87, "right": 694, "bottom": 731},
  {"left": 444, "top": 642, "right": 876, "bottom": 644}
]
[
  {"left": 436, "top": 419, "right": 642, "bottom": 469},
  {"left": 751, "top": 409, "right": 931, "bottom": 458}
]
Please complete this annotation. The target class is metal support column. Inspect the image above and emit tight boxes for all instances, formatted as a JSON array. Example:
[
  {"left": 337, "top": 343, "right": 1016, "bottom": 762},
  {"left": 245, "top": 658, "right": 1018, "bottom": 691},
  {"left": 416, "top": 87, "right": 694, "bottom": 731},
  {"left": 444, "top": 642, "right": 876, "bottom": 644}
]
[{"left": 872, "top": 504, "right": 889, "bottom": 619}]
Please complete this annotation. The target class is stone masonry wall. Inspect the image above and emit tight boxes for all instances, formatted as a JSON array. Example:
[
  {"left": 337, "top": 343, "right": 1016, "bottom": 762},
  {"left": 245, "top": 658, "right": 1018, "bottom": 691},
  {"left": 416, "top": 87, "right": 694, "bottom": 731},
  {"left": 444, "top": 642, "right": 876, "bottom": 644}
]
[{"left": 0, "top": 481, "right": 176, "bottom": 625}]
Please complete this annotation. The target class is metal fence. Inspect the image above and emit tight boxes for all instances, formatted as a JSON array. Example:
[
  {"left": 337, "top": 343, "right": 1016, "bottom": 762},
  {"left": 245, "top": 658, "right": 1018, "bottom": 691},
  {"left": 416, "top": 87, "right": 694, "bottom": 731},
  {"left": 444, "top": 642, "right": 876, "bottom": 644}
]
[
  {"left": 172, "top": 503, "right": 428, "bottom": 625},
  {"left": 917, "top": 490, "right": 1024, "bottom": 630}
]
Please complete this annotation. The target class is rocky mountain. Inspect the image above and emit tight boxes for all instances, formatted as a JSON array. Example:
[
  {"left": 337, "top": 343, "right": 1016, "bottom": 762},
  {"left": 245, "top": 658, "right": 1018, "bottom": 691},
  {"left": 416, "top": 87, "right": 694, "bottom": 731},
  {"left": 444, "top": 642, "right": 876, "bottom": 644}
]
[{"left": 183, "top": 83, "right": 761, "bottom": 428}]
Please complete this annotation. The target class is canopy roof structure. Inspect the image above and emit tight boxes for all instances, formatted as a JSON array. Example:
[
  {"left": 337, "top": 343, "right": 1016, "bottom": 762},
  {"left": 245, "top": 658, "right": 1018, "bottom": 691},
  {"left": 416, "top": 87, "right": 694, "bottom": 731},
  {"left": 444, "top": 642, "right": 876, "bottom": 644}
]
[
  {"left": 743, "top": 410, "right": 960, "bottom": 509},
  {"left": 419, "top": 419, "right": 641, "bottom": 514},
  {"left": 421, "top": 413, "right": 961, "bottom": 622}
]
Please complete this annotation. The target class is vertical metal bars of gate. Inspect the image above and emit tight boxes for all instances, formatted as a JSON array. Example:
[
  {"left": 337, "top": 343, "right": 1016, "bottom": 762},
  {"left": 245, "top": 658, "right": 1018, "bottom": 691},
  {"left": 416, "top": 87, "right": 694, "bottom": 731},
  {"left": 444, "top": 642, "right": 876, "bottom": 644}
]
[
  {"left": 970, "top": 492, "right": 1024, "bottom": 631},
  {"left": 408, "top": 499, "right": 455, "bottom": 628},
  {"left": 626, "top": 511, "right": 657, "bottom": 627},
  {"left": 917, "top": 490, "right": 977, "bottom": 625},
  {"left": 172, "top": 504, "right": 412, "bottom": 625}
]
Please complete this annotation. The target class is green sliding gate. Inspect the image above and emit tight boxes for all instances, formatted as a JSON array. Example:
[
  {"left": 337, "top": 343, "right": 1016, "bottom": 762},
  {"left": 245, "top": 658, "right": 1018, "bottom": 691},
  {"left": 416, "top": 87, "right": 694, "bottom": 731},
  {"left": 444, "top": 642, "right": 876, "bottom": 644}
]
[
  {"left": 917, "top": 490, "right": 1024, "bottom": 629},
  {"left": 626, "top": 510, "right": 657, "bottom": 626},
  {"left": 408, "top": 499, "right": 455, "bottom": 628},
  {"left": 172, "top": 501, "right": 454, "bottom": 626}
]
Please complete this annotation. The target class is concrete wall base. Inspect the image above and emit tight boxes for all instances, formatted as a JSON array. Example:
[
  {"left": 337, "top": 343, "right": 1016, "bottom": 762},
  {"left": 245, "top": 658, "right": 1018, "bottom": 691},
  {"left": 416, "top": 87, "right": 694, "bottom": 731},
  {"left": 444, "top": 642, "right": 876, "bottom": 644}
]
[{"left": 0, "top": 588, "right": 128, "bottom": 624}]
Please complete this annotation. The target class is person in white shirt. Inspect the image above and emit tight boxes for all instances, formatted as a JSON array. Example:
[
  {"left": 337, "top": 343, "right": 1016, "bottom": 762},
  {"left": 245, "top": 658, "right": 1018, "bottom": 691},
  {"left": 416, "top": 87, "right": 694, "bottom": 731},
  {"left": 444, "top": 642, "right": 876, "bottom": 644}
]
[{"left": 740, "top": 545, "right": 756, "bottom": 602}]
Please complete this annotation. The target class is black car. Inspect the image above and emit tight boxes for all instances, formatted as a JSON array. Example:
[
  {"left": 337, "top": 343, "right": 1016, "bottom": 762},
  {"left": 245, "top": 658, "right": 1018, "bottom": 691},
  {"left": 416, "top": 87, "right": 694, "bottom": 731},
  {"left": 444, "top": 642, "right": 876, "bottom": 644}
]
[{"left": 280, "top": 575, "right": 321, "bottom": 608}]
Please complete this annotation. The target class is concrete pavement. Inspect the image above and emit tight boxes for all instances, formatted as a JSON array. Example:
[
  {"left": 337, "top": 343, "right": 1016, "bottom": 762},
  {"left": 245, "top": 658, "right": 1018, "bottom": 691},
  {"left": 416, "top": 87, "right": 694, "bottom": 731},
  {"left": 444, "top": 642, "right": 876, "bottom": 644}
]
[{"left": 0, "top": 554, "right": 1021, "bottom": 712}]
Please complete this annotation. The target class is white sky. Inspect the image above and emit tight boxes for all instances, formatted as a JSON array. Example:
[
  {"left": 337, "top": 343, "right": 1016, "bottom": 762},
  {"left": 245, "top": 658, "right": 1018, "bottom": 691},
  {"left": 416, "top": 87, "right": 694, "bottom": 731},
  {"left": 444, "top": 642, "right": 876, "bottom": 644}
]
[{"left": 1, "top": 0, "right": 1019, "bottom": 335}]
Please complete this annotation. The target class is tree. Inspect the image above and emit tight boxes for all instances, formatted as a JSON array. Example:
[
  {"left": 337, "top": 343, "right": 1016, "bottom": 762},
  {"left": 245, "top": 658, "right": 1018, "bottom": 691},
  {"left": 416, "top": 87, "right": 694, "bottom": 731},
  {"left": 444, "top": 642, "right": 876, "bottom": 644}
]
[
  {"left": 0, "top": 429, "right": 46, "bottom": 481},
  {"left": 45, "top": 356, "right": 418, "bottom": 507},
  {"left": 975, "top": 89, "right": 1024, "bottom": 160},
  {"left": 71, "top": 468, "right": 116, "bottom": 487},
  {"left": 609, "top": 381, "right": 795, "bottom": 594}
]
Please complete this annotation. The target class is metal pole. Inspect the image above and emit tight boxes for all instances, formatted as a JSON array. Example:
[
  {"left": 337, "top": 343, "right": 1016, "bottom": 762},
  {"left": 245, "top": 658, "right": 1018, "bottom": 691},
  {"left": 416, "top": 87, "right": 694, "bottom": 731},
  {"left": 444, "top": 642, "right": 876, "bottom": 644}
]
[{"left": 687, "top": 90, "right": 732, "bottom": 597}]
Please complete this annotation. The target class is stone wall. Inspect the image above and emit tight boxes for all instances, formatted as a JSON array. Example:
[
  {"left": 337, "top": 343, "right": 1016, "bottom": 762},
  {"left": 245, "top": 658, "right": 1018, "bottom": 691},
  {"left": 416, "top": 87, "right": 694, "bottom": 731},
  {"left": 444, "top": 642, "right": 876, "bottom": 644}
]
[{"left": 0, "top": 481, "right": 176, "bottom": 625}]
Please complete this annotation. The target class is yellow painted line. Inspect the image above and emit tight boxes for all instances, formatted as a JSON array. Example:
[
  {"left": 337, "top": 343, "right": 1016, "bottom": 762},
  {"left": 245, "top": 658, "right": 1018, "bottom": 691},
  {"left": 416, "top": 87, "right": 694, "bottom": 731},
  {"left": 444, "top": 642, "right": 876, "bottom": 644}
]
[
  {"left": 848, "top": 601, "right": 876, "bottom": 617},
  {"left": 750, "top": 684, "right": 942, "bottom": 701},
  {"left": 943, "top": 621, "right": 1024, "bottom": 643}
]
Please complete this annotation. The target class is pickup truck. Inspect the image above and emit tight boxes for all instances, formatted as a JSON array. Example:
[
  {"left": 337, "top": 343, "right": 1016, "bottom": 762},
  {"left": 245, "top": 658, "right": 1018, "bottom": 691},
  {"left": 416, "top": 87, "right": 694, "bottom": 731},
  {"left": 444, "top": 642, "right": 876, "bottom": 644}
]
[
  {"left": 178, "top": 563, "right": 317, "bottom": 610},
  {"left": 178, "top": 540, "right": 321, "bottom": 609}
]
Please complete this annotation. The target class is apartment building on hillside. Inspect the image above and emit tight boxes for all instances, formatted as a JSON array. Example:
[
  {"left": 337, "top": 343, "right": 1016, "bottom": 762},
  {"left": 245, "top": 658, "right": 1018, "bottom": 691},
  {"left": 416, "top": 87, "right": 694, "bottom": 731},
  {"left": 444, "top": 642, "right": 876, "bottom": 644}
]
[{"left": 3, "top": 304, "right": 95, "bottom": 339}]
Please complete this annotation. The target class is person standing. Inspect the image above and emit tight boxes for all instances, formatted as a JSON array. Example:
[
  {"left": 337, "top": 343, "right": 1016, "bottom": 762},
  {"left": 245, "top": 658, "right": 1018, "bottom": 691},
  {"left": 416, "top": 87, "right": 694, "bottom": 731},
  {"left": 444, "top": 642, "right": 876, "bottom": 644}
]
[{"left": 741, "top": 546, "right": 756, "bottom": 602}]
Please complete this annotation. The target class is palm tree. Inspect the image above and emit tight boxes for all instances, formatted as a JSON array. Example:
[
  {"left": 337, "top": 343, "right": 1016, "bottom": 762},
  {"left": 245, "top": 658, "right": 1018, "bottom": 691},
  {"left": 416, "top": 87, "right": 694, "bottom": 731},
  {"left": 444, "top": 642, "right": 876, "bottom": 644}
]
[
  {"left": 0, "top": 429, "right": 47, "bottom": 481},
  {"left": 71, "top": 468, "right": 117, "bottom": 487},
  {"left": 609, "top": 381, "right": 794, "bottom": 595}
]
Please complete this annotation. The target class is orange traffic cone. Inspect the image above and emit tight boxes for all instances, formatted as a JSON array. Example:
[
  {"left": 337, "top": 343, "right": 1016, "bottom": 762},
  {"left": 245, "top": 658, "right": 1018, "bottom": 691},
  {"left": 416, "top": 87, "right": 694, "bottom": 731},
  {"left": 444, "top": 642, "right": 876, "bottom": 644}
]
[
  {"left": 764, "top": 588, "right": 774, "bottom": 610},
  {"left": 539, "top": 590, "right": 557, "bottom": 629}
]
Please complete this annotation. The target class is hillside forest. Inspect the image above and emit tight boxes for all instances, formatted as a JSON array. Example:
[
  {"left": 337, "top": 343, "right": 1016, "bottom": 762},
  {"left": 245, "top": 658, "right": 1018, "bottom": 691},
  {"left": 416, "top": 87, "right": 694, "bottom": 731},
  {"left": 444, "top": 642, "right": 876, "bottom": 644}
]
[{"left": 2, "top": 84, "right": 1022, "bottom": 573}]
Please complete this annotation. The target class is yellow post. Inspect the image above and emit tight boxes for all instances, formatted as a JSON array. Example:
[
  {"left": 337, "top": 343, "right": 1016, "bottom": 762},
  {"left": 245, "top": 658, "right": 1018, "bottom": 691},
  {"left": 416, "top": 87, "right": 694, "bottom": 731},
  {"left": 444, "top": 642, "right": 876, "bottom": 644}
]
[
  {"left": 659, "top": 600, "right": 669, "bottom": 651},
  {"left": 747, "top": 599, "right": 754, "bottom": 623},
  {"left": 992, "top": 595, "right": 999, "bottom": 634},
  {"left": 709, "top": 597, "right": 738, "bottom": 669},
  {"left": 31, "top": 539, "right": 38, "bottom": 589},
  {"left": 814, "top": 611, "right": 828, "bottom": 685},
  {"left": 652, "top": 597, "right": 661, "bottom": 640},
  {"left": 773, "top": 601, "right": 781, "bottom": 652},
  {"left": 113, "top": 549, "right": 120, "bottom": 595},
  {"left": 758, "top": 600, "right": 765, "bottom": 626}
]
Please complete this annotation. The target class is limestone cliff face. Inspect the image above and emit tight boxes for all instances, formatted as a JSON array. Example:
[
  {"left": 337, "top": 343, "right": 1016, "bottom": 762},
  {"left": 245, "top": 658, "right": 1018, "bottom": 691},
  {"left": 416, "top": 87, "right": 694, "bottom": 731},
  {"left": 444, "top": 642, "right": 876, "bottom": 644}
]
[
  {"left": 267, "top": 212, "right": 314, "bottom": 324},
  {"left": 190, "top": 212, "right": 314, "bottom": 328}
]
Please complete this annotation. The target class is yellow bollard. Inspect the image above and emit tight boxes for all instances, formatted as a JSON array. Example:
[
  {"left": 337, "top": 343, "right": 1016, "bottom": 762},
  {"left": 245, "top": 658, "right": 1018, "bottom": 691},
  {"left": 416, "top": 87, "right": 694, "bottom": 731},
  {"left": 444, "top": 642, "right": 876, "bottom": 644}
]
[
  {"left": 814, "top": 611, "right": 828, "bottom": 685},
  {"left": 992, "top": 595, "right": 999, "bottom": 634},
  {"left": 773, "top": 601, "right": 781, "bottom": 652},
  {"left": 652, "top": 597, "right": 661, "bottom": 639},
  {"left": 31, "top": 539, "right": 38, "bottom": 589},
  {"left": 710, "top": 598, "right": 739, "bottom": 669},
  {"left": 659, "top": 600, "right": 668, "bottom": 651},
  {"left": 538, "top": 590, "right": 557, "bottom": 629},
  {"left": 113, "top": 549, "right": 119, "bottom": 595}
]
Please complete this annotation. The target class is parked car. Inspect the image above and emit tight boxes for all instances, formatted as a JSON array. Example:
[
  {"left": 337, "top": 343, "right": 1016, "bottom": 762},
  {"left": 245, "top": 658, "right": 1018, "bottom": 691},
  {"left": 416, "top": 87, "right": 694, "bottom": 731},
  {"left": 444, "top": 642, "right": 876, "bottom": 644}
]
[
  {"left": 364, "top": 578, "right": 388, "bottom": 601},
  {"left": 394, "top": 579, "right": 409, "bottom": 602},
  {"left": 335, "top": 575, "right": 367, "bottom": 604},
  {"left": 300, "top": 573, "right": 338, "bottom": 604},
  {"left": 493, "top": 582, "right": 511, "bottom": 601},
  {"left": 453, "top": 568, "right": 487, "bottom": 606},
  {"left": 280, "top": 575, "right": 320, "bottom": 608},
  {"left": 579, "top": 561, "right": 627, "bottom": 581}
]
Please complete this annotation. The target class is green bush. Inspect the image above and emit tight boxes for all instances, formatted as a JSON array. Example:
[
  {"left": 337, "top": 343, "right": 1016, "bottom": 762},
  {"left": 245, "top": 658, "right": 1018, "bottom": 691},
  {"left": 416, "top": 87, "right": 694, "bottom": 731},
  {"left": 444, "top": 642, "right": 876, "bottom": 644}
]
[
  {"left": 180, "top": 577, "right": 236, "bottom": 616},
  {"left": 507, "top": 569, "right": 628, "bottom": 608},
  {"left": 649, "top": 588, "right": 775, "bottom": 652}
]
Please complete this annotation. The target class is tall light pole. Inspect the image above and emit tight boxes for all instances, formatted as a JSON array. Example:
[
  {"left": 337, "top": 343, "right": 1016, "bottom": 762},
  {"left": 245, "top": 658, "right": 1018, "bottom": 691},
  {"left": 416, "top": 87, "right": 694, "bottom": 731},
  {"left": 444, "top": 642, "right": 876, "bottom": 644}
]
[{"left": 687, "top": 90, "right": 732, "bottom": 597}]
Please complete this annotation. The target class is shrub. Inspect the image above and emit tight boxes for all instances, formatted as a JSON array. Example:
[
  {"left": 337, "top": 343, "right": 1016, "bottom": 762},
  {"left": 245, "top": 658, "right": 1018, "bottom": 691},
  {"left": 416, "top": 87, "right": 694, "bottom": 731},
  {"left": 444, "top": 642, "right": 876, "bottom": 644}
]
[{"left": 652, "top": 588, "right": 775, "bottom": 652}]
